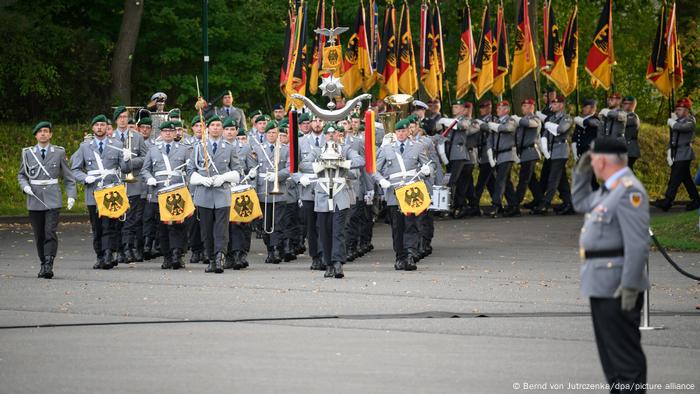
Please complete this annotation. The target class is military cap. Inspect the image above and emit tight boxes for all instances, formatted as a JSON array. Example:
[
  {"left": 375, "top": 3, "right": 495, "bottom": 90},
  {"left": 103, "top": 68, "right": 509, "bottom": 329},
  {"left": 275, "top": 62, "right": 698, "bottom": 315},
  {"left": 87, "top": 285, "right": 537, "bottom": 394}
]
[
  {"left": 137, "top": 117, "right": 152, "bottom": 126},
  {"left": 237, "top": 128, "right": 247, "bottom": 136},
  {"left": 32, "top": 121, "right": 52, "bottom": 135},
  {"left": 278, "top": 127, "right": 288, "bottom": 135},
  {"left": 128, "top": 118, "right": 136, "bottom": 125},
  {"left": 250, "top": 109, "right": 263, "bottom": 118},
  {"left": 278, "top": 118, "right": 289, "bottom": 128},
  {"left": 350, "top": 113, "right": 361, "bottom": 119},
  {"left": 299, "top": 112, "right": 311, "bottom": 123},
  {"left": 395, "top": 118, "right": 410, "bottom": 130},
  {"left": 591, "top": 138, "right": 627, "bottom": 154},
  {"left": 623, "top": 96, "right": 636, "bottom": 103},
  {"left": 546, "top": 86, "right": 556, "bottom": 93},
  {"left": 159, "top": 121, "right": 175, "bottom": 130},
  {"left": 496, "top": 100, "right": 510, "bottom": 107},
  {"left": 150, "top": 92, "right": 167, "bottom": 102},
  {"left": 191, "top": 115, "right": 201, "bottom": 125},
  {"left": 264, "top": 120, "right": 279, "bottom": 132},
  {"left": 582, "top": 99, "right": 597, "bottom": 107},
  {"left": 112, "top": 106, "right": 126, "bottom": 121},
  {"left": 676, "top": 98, "right": 693, "bottom": 109},
  {"left": 453, "top": 99, "right": 467, "bottom": 106},
  {"left": 168, "top": 109, "right": 181, "bottom": 119},
  {"left": 406, "top": 114, "right": 419, "bottom": 124},
  {"left": 91, "top": 114, "right": 108, "bottom": 126},
  {"left": 413, "top": 100, "right": 428, "bottom": 109},
  {"left": 222, "top": 117, "right": 237, "bottom": 129},
  {"left": 322, "top": 122, "right": 338, "bottom": 133},
  {"left": 550, "top": 95, "right": 566, "bottom": 104},
  {"left": 255, "top": 115, "right": 270, "bottom": 124},
  {"left": 272, "top": 103, "right": 284, "bottom": 111},
  {"left": 479, "top": 100, "right": 492, "bottom": 108},
  {"left": 172, "top": 120, "right": 183, "bottom": 128},
  {"left": 206, "top": 115, "right": 222, "bottom": 126},
  {"left": 521, "top": 99, "right": 535, "bottom": 105}
]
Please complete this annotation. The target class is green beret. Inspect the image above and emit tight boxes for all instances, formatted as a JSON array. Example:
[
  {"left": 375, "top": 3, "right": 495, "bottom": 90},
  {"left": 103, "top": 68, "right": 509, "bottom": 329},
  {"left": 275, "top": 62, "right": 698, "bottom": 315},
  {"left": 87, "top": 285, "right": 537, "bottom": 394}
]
[
  {"left": 168, "top": 109, "right": 181, "bottom": 119},
  {"left": 137, "top": 117, "right": 152, "bottom": 126},
  {"left": 255, "top": 115, "right": 270, "bottom": 124},
  {"left": 250, "top": 109, "right": 263, "bottom": 118},
  {"left": 350, "top": 113, "right": 361, "bottom": 119},
  {"left": 159, "top": 121, "right": 175, "bottom": 130},
  {"left": 222, "top": 117, "right": 237, "bottom": 128},
  {"left": 112, "top": 106, "right": 126, "bottom": 121},
  {"left": 278, "top": 118, "right": 289, "bottom": 128},
  {"left": 91, "top": 114, "right": 108, "bottom": 126},
  {"left": 454, "top": 99, "right": 466, "bottom": 106},
  {"left": 237, "top": 128, "right": 247, "bottom": 136},
  {"left": 172, "top": 120, "right": 183, "bottom": 128},
  {"left": 264, "top": 120, "right": 279, "bottom": 132},
  {"left": 206, "top": 115, "right": 222, "bottom": 126},
  {"left": 32, "top": 121, "right": 52, "bottom": 135},
  {"left": 395, "top": 118, "right": 410, "bottom": 130},
  {"left": 322, "top": 122, "right": 338, "bottom": 134},
  {"left": 299, "top": 112, "right": 311, "bottom": 122},
  {"left": 623, "top": 96, "right": 636, "bottom": 102},
  {"left": 191, "top": 115, "right": 201, "bottom": 125},
  {"left": 278, "top": 127, "right": 288, "bottom": 135},
  {"left": 406, "top": 114, "right": 418, "bottom": 124}
]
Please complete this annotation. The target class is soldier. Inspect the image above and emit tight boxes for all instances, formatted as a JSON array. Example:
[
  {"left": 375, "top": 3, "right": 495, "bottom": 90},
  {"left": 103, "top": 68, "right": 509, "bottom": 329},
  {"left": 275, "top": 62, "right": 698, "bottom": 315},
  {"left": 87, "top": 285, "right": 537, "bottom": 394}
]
[
  {"left": 486, "top": 101, "right": 518, "bottom": 217},
  {"left": 277, "top": 124, "right": 300, "bottom": 261},
  {"left": 443, "top": 100, "right": 480, "bottom": 218},
  {"left": 473, "top": 100, "right": 496, "bottom": 215},
  {"left": 112, "top": 106, "right": 149, "bottom": 264},
  {"left": 598, "top": 92, "right": 627, "bottom": 141},
  {"left": 186, "top": 115, "right": 206, "bottom": 264},
  {"left": 214, "top": 90, "right": 247, "bottom": 132},
  {"left": 300, "top": 124, "right": 364, "bottom": 278},
  {"left": 140, "top": 121, "right": 190, "bottom": 269},
  {"left": 299, "top": 112, "right": 312, "bottom": 135},
  {"left": 232, "top": 126, "right": 256, "bottom": 269},
  {"left": 655, "top": 98, "right": 700, "bottom": 212},
  {"left": 249, "top": 115, "right": 269, "bottom": 145},
  {"left": 343, "top": 119, "right": 368, "bottom": 262},
  {"left": 622, "top": 96, "right": 641, "bottom": 171},
  {"left": 148, "top": 92, "right": 168, "bottom": 136},
  {"left": 18, "top": 121, "right": 77, "bottom": 279},
  {"left": 533, "top": 96, "right": 575, "bottom": 215},
  {"left": 412, "top": 117, "right": 441, "bottom": 257},
  {"left": 272, "top": 103, "right": 286, "bottom": 121},
  {"left": 573, "top": 99, "right": 602, "bottom": 191},
  {"left": 222, "top": 117, "right": 251, "bottom": 269},
  {"left": 374, "top": 121, "right": 432, "bottom": 271},
  {"left": 248, "top": 120, "right": 290, "bottom": 264},
  {"left": 512, "top": 99, "right": 543, "bottom": 214},
  {"left": 187, "top": 115, "right": 242, "bottom": 273},
  {"left": 572, "top": 138, "right": 649, "bottom": 392},
  {"left": 138, "top": 117, "right": 155, "bottom": 145},
  {"left": 70, "top": 114, "right": 125, "bottom": 269}
]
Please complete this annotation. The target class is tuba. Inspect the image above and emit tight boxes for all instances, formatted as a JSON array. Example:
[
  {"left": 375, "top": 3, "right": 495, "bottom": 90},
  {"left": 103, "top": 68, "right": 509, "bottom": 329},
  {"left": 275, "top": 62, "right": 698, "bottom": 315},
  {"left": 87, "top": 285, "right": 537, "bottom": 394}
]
[{"left": 378, "top": 94, "right": 414, "bottom": 138}]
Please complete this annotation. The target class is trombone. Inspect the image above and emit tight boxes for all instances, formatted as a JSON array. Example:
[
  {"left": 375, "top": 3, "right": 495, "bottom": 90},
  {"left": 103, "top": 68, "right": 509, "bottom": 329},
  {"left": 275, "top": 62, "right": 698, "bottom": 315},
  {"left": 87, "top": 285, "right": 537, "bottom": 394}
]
[{"left": 264, "top": 139, "right": 283, "bottom": 234}]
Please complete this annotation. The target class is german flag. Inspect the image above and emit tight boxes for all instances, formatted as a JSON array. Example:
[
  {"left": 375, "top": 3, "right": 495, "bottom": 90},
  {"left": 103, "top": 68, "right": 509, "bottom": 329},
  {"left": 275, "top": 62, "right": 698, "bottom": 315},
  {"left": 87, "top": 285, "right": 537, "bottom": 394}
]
[
  {"left": 542, "top": 0, "right": 568, "bottom": 94},
  {"left": 646, "top": 2, "right": 683, "bottom": 97},
  {"left": 585, "top": 0, "right": 615, "bottom": 90},
  {"left": 560, "top": 6, "right": 578, "bottom": 97},
  {"left": 472, "top": 4, "right": 494, "bottom": 100},
  {"left": 397, "top": 0, "right": 418, "bottom": 95},
  {"left": 285, "top": 0, "right": 308, "bottom": 110},
  {"left": 280, "top": 5, "right": 296, "bottom": 95},
  {"left": 331, "top": 3, "right": 344, "bottom": 77},
  {"left": 455, "top": 2, "right": 476, "bottom": 99},
  {"left": 511, "top": 0, "right": 536, "bottom": 88},
  {"left": 364, "top": 109, "right": 376, "bottom": 173},
  {"left": 341, "top": 1, "right": 373, "bottom": 97},
  {"left": 420, "top": 1, "right": 439, "bottom": 100},
  {"left": 431, "top": 3, "right": 445, "bottom": 99},
  {"left": 364, "top": 0, "right": 380, "bottom": 90},
  {"left": 377, "top": 3, "right": 398, "bottom": 97},
  {"left": 308, "top": 0, "right": 326, "bottom": 95},
  {"left": 491, "top": 3, "right": 509, "bottom": 97}
]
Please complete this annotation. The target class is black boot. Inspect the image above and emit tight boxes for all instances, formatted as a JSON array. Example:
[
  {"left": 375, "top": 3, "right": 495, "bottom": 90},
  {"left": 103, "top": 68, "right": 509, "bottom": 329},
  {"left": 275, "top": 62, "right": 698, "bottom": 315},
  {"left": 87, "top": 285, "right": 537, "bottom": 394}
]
[
  {"left": 161, "top": 252, "right": 173, "bottom": 269},
  {"left": 232, "top": 251, "right": 245, "bottom": 270},
  {"left": 265, "top": 249, "right": 275, "bottom": 264},
  {"left": 310, "top": 256, "right": 323, "bottom": 270},
  {"left": 43, "top": 256, "right": 54, "bottom": 279},
  {"left": 115, "top": 247, "right": 126, "bottom": 267},
  {"left": 555, "top": 203, "right": 575, "bottom": 216},
  {"left": 172, "top": 249, "right": 184, "bottom": 270},
  {"left": 239, "top": 251, "right": 249, "bottom": 268},
  {"left": 103, "top": 249, "right": 115, "bottom": 269},
  {"left": 346, "top": 243, "right": 357, "bottom": 262},
  {"left": 333, "top": 261, "right": 344, "bottom": 279},
  {"left": 189, "top": 250, "right": 200, "bottom": 265},
  {"left": 143, "top": 237, "right": 153, "bottom": 260},
  {"left": 213, "top": 252, "right": 224, "bottom": 273},
  {"left": 205, "top": 255, "right": 216, "bottom": 272},
  {"left": 132, "top": 246, "right": 143, "bottom": 262},
  {"left": 324, "top": 262, "right": 335, "bottom": 278},
  {"left": 272, "top": 247, "right": 282, "bottom": 264},
  {"left": 424, "top": 239, "right": 433, "bottom": 256},
  {"left": 224, "top": 252, "right": 236, "bottom": 269},
  {"left": 38, "top": 258, "right": 48, "bottom": 278},
  {"left": 93, "top": 253, "right": 103, "bottom": 270},
  {"left": 123, "top": 245, "right": 136, "bottom": 264},
  {"left": 404, "top": 255, "right": 417, "bottom": 271},
  {"left": 283, "top": 240, "right": 296, "bottom": 262},
  {"left": 294, "top": 241, "right": 306, "bottom": 255},
  {"left": 394, "top": 258, "right": 407, "bottom": 270}
]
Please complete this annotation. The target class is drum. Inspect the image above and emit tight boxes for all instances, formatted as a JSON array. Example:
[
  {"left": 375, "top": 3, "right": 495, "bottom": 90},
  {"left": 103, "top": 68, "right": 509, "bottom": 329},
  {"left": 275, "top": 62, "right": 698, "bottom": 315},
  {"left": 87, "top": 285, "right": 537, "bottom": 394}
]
[
  {"left": 394, "top": 180, "right": 432, "bottom": 216},
  {"left": 429, "top": 185, "right": 451, "bottom": 212},
  {"left": 157, "top": 183, "right": 195, "bottom": 223},
  {"left": 94, "top": 183, "right": 130, "bottom": 219},
  {"left": 230, "top": 185, "right": 263, "bottom": 223}
]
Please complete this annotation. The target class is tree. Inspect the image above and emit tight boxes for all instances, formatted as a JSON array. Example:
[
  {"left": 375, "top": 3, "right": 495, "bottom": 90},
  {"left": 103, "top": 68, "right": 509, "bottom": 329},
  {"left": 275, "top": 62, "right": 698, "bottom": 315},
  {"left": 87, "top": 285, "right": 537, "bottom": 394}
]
[{"left": 111, "top": 0, "right": 145, "bottom": 105}]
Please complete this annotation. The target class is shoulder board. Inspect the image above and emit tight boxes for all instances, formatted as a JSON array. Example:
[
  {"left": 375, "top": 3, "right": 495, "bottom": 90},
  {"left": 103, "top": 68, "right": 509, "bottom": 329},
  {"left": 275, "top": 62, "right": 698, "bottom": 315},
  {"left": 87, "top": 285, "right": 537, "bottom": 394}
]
[
  {"left": 22, "top": 147, "right": 31, "bottom": 152},
  {"left": 53, "top": 145, "right": 65, "bottom": 150},
  {"left": 621, "top": 176, "right": 634, "bottom": 188}
]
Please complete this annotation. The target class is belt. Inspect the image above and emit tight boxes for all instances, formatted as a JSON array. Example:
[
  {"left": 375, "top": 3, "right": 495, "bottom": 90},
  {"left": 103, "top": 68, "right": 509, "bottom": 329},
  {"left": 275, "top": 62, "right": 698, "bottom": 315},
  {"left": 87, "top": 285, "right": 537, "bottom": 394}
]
[
  {"left": 30, "top": 179, "right": 58, "bottom": 185},
  {"left": 580, "top": 248, "right": 624, "bottom": 260},
  {"left": 389, "top": 170, "right": 417, "bottom": 180},
  {"left": 155, "top": 170, "right": 183, "bottom": 177},
  {"left": 87, "top": 169, "right": 118, "bottom": 176},
  {"left": 496, "top": 148, "right": 513, "bottom": 154},
  {"left": 671, "top": 143, "right": 691, "bottom": 148}
]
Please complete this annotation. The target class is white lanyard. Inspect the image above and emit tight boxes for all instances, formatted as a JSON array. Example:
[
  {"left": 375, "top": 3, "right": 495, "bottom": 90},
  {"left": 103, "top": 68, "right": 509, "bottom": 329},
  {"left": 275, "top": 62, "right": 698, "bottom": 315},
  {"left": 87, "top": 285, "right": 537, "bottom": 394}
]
[
  {"left": 162, "top": 148, "right": 173, "bottom": 173},
  {"left": 395, "top": 144, "right": 407, "bottom": 175},
  {"left": 27, "top": 147, "right": 52, "bottom": 178}
]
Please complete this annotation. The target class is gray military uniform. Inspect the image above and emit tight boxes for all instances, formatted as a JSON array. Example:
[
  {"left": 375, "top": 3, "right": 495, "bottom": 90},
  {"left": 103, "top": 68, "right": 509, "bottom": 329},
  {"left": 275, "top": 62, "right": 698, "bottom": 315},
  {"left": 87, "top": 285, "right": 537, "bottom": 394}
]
[
  {"left": 598, "top": 108, "right": 627, "bottom": 140},
  {"left": 515, "top": 115, "right": 542, "bottom": 163},
  {"left": 670, "top": 115, "right": 696, "bottom": 162},
  {"left": 187, "top": 138, "right": 241, "bottom": 208},
  {"left": 113, "top": 128, "right": 149, "bottom": 198},
  {"left": 545, "top": 111, "right": 573, "bottom": 160},
  {"left": 373, "top": 140, "right": 431, "bottom": 206},
  {"left": 249, "top": 142, "right": 290, "bottom": 204},
  {"left": 300, "top": 144, "right": 365, "bottom": 212},
  {"left": 624, "top": 112, "right": 641, "bottom": 159},
  {"left": 215, "top": 106, "right": 247, "bottom": 131},
  {"left": 70, "top": 137, "right": 125, "bottom": 205},
  {"left": 19, "top": 144, "right": 77, "bottom": 210},
  {"left": 140, "top": 142, "right": 190, "bottom": 203}
]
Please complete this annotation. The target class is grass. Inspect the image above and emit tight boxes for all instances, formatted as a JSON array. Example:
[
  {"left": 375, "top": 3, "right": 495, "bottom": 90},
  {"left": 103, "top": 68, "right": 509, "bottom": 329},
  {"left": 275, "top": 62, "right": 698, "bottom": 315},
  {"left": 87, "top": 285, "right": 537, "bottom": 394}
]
[{"left": 650, "top": 211, "right": 700, "bottom": 252}]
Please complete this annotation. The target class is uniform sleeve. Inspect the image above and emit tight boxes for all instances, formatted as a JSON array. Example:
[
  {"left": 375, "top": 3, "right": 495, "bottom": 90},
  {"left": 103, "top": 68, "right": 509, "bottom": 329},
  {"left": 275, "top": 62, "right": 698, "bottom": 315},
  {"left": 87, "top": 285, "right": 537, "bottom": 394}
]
[
  {"left": 572, "top": 166, "right": 596, "bottom": 213},
  {"left": 673, "top": 118, "right": 696, "bottom": 133},
  {"left": 617, "top": 186, "right": 650, "bottom": 290},
  {"left": 59, "top": 150, "right": 77, "bottom": 199},
  {"left": 276, "top": 147, "right": 290, "bottom": 181},
  {"left": 17, "top": 149, "right": 30, "bottom": 189},
  {"left": 347, "top": 148, "right": 365, "bottom": 169},
  {"left": 70, "top": 146, "right": 88, "bottom": 183},
  {"left": 128, "top": 135, "right": 148, "bottom": 173},
  {"left": 186, "top": 146, "right": 197, "bottom": 178},
  {"left": 557, "top": 115, "right": 573, "bottom": 135},
  {"left": 584, "top": 116, "right": 601, "bottom": 130},
  {"left": 498, "top": 118, "right": 516, "bottom": 133},
  {"left": 140, "top": 149, "right": 155, "bottom": 181},
  {"left": 373, "top": 149, "right": 388, "bottom": 183},
  {"left": 228, "top": 146, "right": 242, "bottom": 173}
]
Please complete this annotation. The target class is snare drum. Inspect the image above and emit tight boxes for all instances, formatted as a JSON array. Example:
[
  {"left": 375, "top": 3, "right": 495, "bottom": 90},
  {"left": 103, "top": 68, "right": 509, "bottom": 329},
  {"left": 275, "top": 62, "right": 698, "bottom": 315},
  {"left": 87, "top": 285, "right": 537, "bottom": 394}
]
[
  {"left": 429, "top": 185, "right": 451, "bottom": 212},
  {"left": 94, "top": 183, "right": 130, "bottom": 218},
  {"left": 157, "top": 183, "right": 194, "bottom": 223}
]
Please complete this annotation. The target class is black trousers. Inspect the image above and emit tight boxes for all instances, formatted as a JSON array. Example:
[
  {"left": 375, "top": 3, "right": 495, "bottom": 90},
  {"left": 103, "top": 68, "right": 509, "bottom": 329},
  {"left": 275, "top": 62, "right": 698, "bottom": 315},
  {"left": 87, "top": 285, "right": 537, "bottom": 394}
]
[
  {"left": 474, "top": 162, "right": 495, "bottom": 207},
  {"left": 515, "top": 160, "right": 543, "bottom": 205},
  {"left": 29, "top": 209, "right": 60, "bottom": 261},
  {"left": 360, "top": 203, "right": 374, "bottom": 245},
  {"left": 229, "top": 222, "right": 252, "bottom": 253},
  {"left": 590, "top": 296, "right": 646, "bottom": 393},
  {"left": 449, "top": 160, "right": 476, "bottom": 208},
  {"left": 142, "top": 198, "right": 158, "bottom": 240},
  {"left": 121, "top": 195, "right": 143, "bottom": 247},
  {"left": 261, "top": 201, "right": 285, "bottom": 250},
  {"left": 492, "top": 161, "right": 516, "bottom": 208},
  {"left": 87, "top": 205, "right": 120, "bottom": 255},
  {"left": 388, "top": 206, "right": 420, "bottom": 260},
  {"left": 187, "top": 209, "right": 203, "bottom": 252},
  {"left": 318, "top": 208, "right": 348, "bottom": 265},
  {"left": 628, "top": 157, "right": 638, "bottom": 172},
  {"left": 543, "top": 158, "right": 572, "bottom": 206},
  {"left": 156, "top": 205, "right": 187, "bottom": 254},
  {"left": 664, "top": 160, "right": 700, "bottom": 203},
  {"left": 418, "top": 210, "right": 434, "bottom": 240},
  {"left": 197, "top": 206, "right": 230, "bottom": 259},
  {"left": 539, "top": 158, "right": 552, "bottom": 194},
  {"left": 281, "top": 200, "right": 299, "bottom": 243},
  {"left": 302, "top": 201, "right": 320, "bottom": 257},
  {"left": 346, "top": 200, "right": 366, "bottom": 247}
]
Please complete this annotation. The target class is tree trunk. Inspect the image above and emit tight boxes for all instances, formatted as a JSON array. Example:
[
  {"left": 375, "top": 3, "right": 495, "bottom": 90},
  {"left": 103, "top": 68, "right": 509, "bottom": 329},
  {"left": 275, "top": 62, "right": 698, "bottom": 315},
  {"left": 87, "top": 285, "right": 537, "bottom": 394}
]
[
  {"left": 512, "top": 0, "right": 539, "bottom": 115},
  {"left": 110, "top": 0, "right": 144, "bottom": 105}
]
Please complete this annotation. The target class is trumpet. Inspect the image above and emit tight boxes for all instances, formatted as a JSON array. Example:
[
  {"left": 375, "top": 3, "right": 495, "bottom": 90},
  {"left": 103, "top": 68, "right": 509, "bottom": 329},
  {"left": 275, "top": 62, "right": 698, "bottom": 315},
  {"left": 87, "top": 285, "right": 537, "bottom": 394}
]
[
  {"left": 123, "top": 131, "right": 137, "bottom": 183},
  {"left": 264, "top": 139, "right": 283, "bottom": 234}
]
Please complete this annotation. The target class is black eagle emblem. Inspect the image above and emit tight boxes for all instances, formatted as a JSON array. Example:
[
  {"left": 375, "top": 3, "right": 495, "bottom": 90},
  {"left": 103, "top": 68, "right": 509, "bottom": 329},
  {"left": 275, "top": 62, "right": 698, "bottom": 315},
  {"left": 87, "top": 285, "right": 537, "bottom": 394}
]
[
  {"left": 234, "top": 195, "right": 254, "bottom": 217},
  {"left": 103, "top": 191, "right": 124, "bottom": 212},
  {"left": 404, "top": 186, "right": 425, "bottom": 208},
  {"left": 166, "top": 193, "right": 185, "bottom": 216}
]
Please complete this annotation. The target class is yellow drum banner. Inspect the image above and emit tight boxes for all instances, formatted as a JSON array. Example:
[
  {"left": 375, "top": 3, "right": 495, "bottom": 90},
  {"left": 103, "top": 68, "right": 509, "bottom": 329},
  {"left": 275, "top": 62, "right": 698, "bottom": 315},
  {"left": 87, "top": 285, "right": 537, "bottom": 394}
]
[
  {"left": 157, "top": 185, "right": 195, "bottom": 223},
  {"left": 94, "top": 183, "right": 130, "bottom": 219},
  {"left": 230, "top": 186, "right": 263, "bottom": 223},
  {"left": 395, "top": 180, "right": 432, "bottom": 216}
]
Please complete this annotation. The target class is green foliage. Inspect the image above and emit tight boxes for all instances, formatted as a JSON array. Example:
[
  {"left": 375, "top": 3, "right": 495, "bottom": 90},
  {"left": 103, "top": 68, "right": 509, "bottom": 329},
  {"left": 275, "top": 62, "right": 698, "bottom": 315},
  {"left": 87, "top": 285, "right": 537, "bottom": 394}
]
[{"left": 650, "top": 211, "right": 700, "bottom": 251}]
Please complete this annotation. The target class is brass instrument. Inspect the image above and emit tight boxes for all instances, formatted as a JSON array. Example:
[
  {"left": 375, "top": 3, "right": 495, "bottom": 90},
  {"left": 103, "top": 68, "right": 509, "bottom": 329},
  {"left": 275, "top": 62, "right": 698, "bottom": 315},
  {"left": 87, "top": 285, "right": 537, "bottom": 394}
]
[
  {"left": 378, "top": 94, "right": 414, "bottom": 138},
  {"left": 112, "top": 106, "right": 143, "bottom": 183},
  {"left": 264, "top": 139, "right": 283, "bottom": 234}
]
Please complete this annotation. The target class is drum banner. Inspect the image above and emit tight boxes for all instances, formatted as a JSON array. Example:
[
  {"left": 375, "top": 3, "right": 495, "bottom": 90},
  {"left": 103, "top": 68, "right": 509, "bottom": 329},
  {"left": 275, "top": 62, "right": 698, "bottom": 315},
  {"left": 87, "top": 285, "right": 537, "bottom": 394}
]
[
  {"left": 157, "top": 186, "right": 195, "bottom": 223},
  {"left": 94, "top": 184, "right": 130, "bottom": 219},
  {"left": 395, "top": 180, "right": 432, "bottom": 216},
  {"left": 230, "top": 187, "right": 263, "bottom": 223}
]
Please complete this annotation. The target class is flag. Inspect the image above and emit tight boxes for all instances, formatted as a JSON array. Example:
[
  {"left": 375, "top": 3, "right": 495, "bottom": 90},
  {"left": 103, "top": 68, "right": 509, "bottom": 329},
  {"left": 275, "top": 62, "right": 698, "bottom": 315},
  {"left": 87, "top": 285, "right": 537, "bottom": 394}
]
[
  {"left": 455, "top": 2, "right": 476, "bottom": 99},
  {"left": 341, "top": 1, "right": 373, "bottom": 97},
  {"left": 646, "top": 2, "right": 683, "bottom": 97},
  {"left": 288, "top": 110, "right": 299, "bottom": 172},
  {"left": 363, "top": 0, "right": 380, "bottom": 90},
  {"left": 397, "top": 0, "right": 418, "bottom": 95},
  {"left": 561, "top": 6, "right": 578, "bottom": 97},
  {"left": 280, "top": 5, "right": 296, "bottom": 95},
  {"left": 331, "top": 3, "right": 344, "bottom": 76},
  {"left": 511, "top": 0, "right": 536, "bottom": 88},
  {"left": 542, "top": 0, "right": 568, "bottom": 93},
  {"left": 665, "top": 2, "right": 683, "bottom": 92},
  {"left": 285, "top": 1, "right": 309, "bottom": 110},
  {"left": 491, "top": 3, "right": 509, "bottom": 97},
  {"left": 420, "top": 1, "right": 438, "bottom": 99},
  {"left": 377, "top": 3, "right": 398, "bottom": 97},
  {"left": 585, "top": 0, "right": 615, "bottom": 90},
  {"left": 308, "top": 0, "right": 326, "bottom": 95},
  {"left": 364, "top": 109, "right": 376, "bottom": 173},
  {"left": 472, "top": 4, "right": 494, "bottom": 100},
  {"left": 431, "top": 3, "right": 445, "bottom": 99}
]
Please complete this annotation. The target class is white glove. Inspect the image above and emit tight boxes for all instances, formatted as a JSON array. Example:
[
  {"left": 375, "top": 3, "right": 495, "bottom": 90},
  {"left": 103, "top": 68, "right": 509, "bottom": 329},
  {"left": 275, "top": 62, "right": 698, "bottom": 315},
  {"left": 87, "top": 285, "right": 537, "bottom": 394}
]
[
  {"left": 219, "top": 170, "right": 241, "bottom": 185},
  {"left": 536, "top": 111, "right": 547, "bottom": 121},
  {"left": 146, "top": 177, "right": 158, "bottom": 186},
  {"left": 574, "top": 116, "right": 584, "bottom": 128},
  {"left": 312, "top": 162, "right": 325, "bottom": 174},
  {"left": 379, "top": 179, "right": 391, "bottom": 190},
  {"left": 545, "top": 122, "right": 559, "bottom": 136},
  {"left": 599, "top": 108, "right": 610, "bottom": 117},
  {"left": 247, "top": 167, "right": 257, "bottom": 179},
  {"left": 512, "top": 147, "right": 520, "bottom": 164},
  {"left": 84, "top": 175, "right": 97, "bottom": 184},
  {"left": 337, "top": 160, "right": 351, "bottom": 169},
  {"left": 540, "top": 137, "right": 551, "bottom": 159},
  {"left": 511, "top": 115, "right": 521, "bottom": 123},
  {"left": 190, "top": 171, "right": 212, "bottom": 187},
  {"left": 473, "top": 119, "right": 484, "bottom": 125},
  {"left": 211, "top": 175, "right": 224, "bottom": 187},
  {"left": 420, "top": 164, "right": 431, "bottom": 176},
  {"left": 23, "top": 185, "right": 35, "bottom": 196},
  {"left": 667, "top": 118, "right": 677, "bottom": 128},
  {"left": 437, "top": 143, "right": 449, "bottom": 165},
  {"left": 487, "top": 148, "right": 496, "bottom": 168},
  {"left": 666, "top": 149, "right": 673, "bottom": 167},
  {"left": 671, "top": 112, "right": 678, "bottom": 120},
  {"left": 298, "top": 199, "right": 303, "bottom": 208},
  {"left": 488, "top": 122, "right": 500, "bottom": 132},
  {"left": 67, "top": 197, "right": 75, "bottom": 210},
  {"left": 122, "top": 150, "right": 131, "bottom": 162},
  {"left": 571, "top": 142, "right": 578, "bottom": 159},
  {"left": 299, "top": 175, "right": 311, "bottom": 187},
  {"left": 265, "top": 172, "right": 276, "bottom": 182}
]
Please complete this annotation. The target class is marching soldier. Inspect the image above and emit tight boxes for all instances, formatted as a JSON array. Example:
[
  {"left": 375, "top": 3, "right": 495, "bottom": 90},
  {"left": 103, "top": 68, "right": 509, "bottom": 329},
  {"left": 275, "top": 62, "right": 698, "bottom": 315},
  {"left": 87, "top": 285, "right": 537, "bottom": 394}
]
[
  {"left": 573, "top": 99, "right": 602, "bottom": 191},
  {"left": 70, "top": 114, "right": 125, "bottom": 269},
  {"left": 374, "top": 121, "right": 432, "bottom": 271},
  {"left": 231, "top": 126, "right": 256, "bottom": 269},
  {"left": 598, "top": 92, "right": 627, "bottom": 141},
  {"left": 443, "top": 100, "right": 480, "bottom": 219},
  {"left": 622, "top": 96, "right": 641, "bottom": 171},
  {"left": 185, "top": 115, "right": 206, "bottom": 264},
  {"left": 486, "top": 101, "right": 518, "bottom": 217},
  {"left": 214, "top": 90, "right": 247, "bottom": 132},
  {"left": 533, "top": 96, "right": 575, "bottom": 215},
  {"left": 344, "top": 119, "right": 368, "bottom": 262},
  {"left": 300, "top": 124, "right": 365, "bottom": 278},
  {"left": 187, "top": 115, "right": 242, "bottom": 273},
  {"left": 473, "top": 100, "right": 496, "bottom": 215},
  {"left": 138, "top": 117, "right": 160, "bottom": 260},
  {"left": 572, "top": 138, "right": 649, "bottom": 392},
  {"left": 277, "top": 124, "right": 300, "bottom": 262},
  {"left": 272, "top": 103, "right": 286, "bottom": 121},
  {"left": 512, "top": 99, "right": 543, "bottom": 214},
  {"left": 18, "top": 121, "right": 77, "bottom": 279},
  {"left": 222, "top": 117, "right": 251, "bottom": 269},
  {"left": 655, "top": 98, "right": 700, "bottom": 212},
  {"left": 140, "top": 121, "right": 190, "bottom": 269},
  {"left": 413, "top": 117, "right": 441, "bottom": 257}
]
